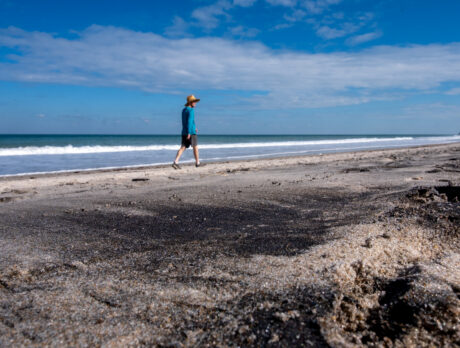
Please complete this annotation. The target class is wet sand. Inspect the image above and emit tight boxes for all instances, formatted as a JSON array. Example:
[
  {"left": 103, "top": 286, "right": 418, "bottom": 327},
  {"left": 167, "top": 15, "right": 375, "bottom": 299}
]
[{"left": 0, "top": 143, "right": 459, "bottom": 347}]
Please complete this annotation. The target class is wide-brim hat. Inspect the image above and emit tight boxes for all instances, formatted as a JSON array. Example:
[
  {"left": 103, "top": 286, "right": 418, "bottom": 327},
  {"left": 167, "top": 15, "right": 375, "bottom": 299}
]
[{"left": 185, "top": 95, "right": 200, "bottom": 106}]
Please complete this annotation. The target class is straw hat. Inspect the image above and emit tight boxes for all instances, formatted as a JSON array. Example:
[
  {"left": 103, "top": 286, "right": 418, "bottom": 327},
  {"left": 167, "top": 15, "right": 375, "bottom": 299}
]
[{"left": 185, "top": 95, "right": 200, "bottom": 106}]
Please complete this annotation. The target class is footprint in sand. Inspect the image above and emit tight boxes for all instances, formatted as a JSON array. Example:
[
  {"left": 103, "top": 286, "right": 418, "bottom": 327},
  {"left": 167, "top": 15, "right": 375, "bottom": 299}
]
[
  {"left": 1, "top": 189, "right": 29, "bottom": 195},
  {"left": 0, "top": 189, "right": 37, "bottom": 203},
  {"left": 0, "top": 196, "right": 17, "bottom": 203}
]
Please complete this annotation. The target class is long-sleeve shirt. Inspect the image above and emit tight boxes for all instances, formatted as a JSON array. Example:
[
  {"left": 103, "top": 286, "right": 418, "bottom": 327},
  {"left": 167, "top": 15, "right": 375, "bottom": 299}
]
[{"left": 181, "top": 106, "right": 196, "bottom": 135}]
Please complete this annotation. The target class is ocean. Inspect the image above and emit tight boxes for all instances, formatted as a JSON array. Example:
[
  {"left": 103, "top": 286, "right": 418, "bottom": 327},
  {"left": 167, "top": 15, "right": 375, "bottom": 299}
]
[{"left": 1, "top": 134, "right": 459, "bottom": 176}]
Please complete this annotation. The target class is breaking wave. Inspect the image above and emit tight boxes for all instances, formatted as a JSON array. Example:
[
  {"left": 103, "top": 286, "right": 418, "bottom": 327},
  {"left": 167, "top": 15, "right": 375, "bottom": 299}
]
[{"left": 0, "top": 137, "right": 416, "bottom": 156}]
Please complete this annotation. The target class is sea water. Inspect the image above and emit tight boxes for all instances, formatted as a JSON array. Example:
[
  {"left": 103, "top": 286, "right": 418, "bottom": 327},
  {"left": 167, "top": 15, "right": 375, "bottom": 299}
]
[{"left": 0, "top": 134, "right": 459, "bottom": 176}]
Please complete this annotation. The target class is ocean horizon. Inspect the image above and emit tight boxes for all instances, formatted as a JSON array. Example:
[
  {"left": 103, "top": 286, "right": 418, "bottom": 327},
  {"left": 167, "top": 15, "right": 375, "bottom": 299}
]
[{"left": 1, "top": 134, "right": 459, "bottom": 177}]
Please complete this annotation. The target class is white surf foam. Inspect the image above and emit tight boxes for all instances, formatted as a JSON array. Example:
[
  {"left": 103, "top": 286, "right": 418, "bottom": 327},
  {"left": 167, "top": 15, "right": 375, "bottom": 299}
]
[
  {"left": 1, "top": 137, "right": 459, "bottom": 177},
  {"left": 0, "top": 143, "right": 411, "bottom": 177},
  {"left": 0, "top": 137, "right": 418, "bottom": 156}
]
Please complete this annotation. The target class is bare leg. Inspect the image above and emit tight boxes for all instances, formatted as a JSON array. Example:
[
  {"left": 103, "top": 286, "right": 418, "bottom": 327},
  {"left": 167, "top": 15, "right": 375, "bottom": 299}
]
[
  {"left": 174, "top": 146, "right": 186, "bottom": 163},
  {"left": 193, "top": 146, "right": 199, "bottom": 164}
]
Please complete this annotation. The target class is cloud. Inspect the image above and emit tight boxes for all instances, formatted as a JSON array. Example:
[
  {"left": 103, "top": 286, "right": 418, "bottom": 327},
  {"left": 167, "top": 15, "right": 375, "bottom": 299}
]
[
  {"left": 164, "top": 16, "right": 191, "bottom": 37},
  {"left": 445, "top": 87, "right": 460, "bottom": 95},
  {"left": 267, "top": 0, "right": 376, "bottom": 42},
  {"left": 403, "top": 103, "right": 460, "bottom": 120},
  {"left": 36, "top": 113, "right": 45, "bottom": 118},
  {"left": 1, "top": 26, "right": 460, "bottom": 109},
  {"left": 312, "top": 11, "right": 375, "bottom": 40},
  {"left": 177, "top": 0, "right": 368, "bottom": 43},
  {"left": 191, "top": 0, "right": 233, "bottom": 29},
  {"left": 266, "top": 0, "right": 297, "bottom": 6},
  {"left": 284, "top": 9, "right": 307, "bottom": 22},
  {"left": 302, "top": 0, "right": 342, "bottom": 14},
  {"left": 230, "top": 25, "right": 260, "bottom": 37},
  {"left": 346, "top": 31, "right": 382, "bottom": 46},
  {"left": 190, "top": 0, "right": 258, "bottom": 30},
  {"left": 233, "top": 0, "right": 257, "bottom": 7},
  {"left": 272, "top": 23, "right": 294, "bottom": 30},
  {"left": 315, "top": 23, "right": 358, "bottom": 39},
  {"left": 331, "top": 12, "right": 344, "bottom": 20}
]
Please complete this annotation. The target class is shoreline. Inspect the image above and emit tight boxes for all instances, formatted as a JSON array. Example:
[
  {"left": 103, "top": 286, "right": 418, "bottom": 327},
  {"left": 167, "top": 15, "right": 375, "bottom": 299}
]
[{"left": 1, "top": 141, "right": 459, "bottom": 182}]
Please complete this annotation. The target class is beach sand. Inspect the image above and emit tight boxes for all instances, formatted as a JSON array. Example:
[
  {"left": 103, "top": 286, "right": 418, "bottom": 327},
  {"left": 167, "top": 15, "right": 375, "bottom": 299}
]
[{"left": 0, "top": 143, "right": 459, "bottom": 347}]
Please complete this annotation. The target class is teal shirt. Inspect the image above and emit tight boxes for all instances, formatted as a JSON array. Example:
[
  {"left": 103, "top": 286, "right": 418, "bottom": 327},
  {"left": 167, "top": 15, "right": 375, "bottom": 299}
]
[{"left": 182, "top": 106, "right": 196, "bottom": 135}]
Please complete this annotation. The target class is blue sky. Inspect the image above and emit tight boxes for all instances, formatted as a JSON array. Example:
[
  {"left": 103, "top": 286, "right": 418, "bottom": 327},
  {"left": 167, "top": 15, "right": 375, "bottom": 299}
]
[{"left": 1, "top": 0, "right": 460, "bottom": 134}]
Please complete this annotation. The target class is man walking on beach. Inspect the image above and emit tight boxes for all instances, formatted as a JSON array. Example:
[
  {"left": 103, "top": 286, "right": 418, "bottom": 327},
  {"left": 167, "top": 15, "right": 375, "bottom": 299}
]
[{"left": 172, "top": 95, "right": 202, "bottom": 169}]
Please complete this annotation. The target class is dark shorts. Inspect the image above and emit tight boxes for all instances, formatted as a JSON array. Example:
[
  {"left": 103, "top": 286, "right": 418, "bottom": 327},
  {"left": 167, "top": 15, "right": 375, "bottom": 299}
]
[{"left": 181, "top": 134, "right": 198, "bottom": 148}]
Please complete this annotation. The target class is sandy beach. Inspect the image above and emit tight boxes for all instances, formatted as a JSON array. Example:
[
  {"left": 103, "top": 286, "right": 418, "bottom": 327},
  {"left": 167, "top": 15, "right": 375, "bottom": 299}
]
[{"left": 0, "top": 143, "right": 459, "bottom": 347}]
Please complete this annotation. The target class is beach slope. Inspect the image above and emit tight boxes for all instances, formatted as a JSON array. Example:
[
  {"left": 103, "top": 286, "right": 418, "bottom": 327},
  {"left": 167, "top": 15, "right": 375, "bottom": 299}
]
[{"left": 0, "top": 143, "right": 459, "bottom": 346}]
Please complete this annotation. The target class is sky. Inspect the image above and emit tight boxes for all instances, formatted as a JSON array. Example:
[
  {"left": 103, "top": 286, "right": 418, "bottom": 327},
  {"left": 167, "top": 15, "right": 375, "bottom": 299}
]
[{"left": 0, "top": 0, "right": 460, "bottom": 134}]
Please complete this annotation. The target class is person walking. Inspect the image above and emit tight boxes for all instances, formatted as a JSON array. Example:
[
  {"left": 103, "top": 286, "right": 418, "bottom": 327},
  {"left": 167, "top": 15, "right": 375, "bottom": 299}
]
[{"left": 172, "top": 95, "right": 203, "bottom": 169}]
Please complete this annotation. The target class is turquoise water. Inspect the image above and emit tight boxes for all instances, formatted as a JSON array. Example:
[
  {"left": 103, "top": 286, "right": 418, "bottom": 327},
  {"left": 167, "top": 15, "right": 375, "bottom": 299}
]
[
  {"left": 0, "top": 134, "right": 459, "bottom": 176},
  {"left": 0, "top": 134, "right": 429, "bottom": 148}
]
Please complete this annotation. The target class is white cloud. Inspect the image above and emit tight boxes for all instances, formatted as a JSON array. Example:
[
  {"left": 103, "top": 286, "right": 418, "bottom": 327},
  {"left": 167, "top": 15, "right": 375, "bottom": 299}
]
[
  {"left": 331, "top": 12, "right": 344, "bottom": 19},
  {"left": 191, "top": 0, "right": 258, "bottom": 30},
  {"left": 233, "top": 0, "right": 257, "bottom": 7},
  {"left": 445, "top": 87, "right": 460, "bottom": 95},
  {"left": 272, "top": 23, "right": 294, "bottom": 30},
  {"left": 315, "top": 23, "right": 358, "bottom": 39},
  {"left": 315, "top": 25, "right": 338, "bottom": 38},
  {"left": 346, "top": 31, "right": 382, "bottom": 46},
  {"left": 191, "top": 0, "right": 233, "bottom": 29},
  {"left": 1, "top": 26, "right": 460, "bottom": 109},
  {"left": 311, "top": 11, "right": 376, "bottom": 40},
  {"left": 302, "top": 0, "right": 342, "bottom": 14},
  {"left": 403, "top": 103, "right": 460, "bottom": 120},
  {"left": 230, "top": 25, "right": 260, "bottom": 37},
  {"left": 357, "top": 12, "right": 374, "bottom": 22},
  {"left": 164, "top": 16, "right": 190, "bottom": 37},
  {"left": 266, "top": 0, "right": 297, "bottom": 6},
  {"left": 268, "top": 1, "right": 376, "bottom": 42},
  {"left": 284, "top": 9, "right": 307, "bottom": 22}
]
